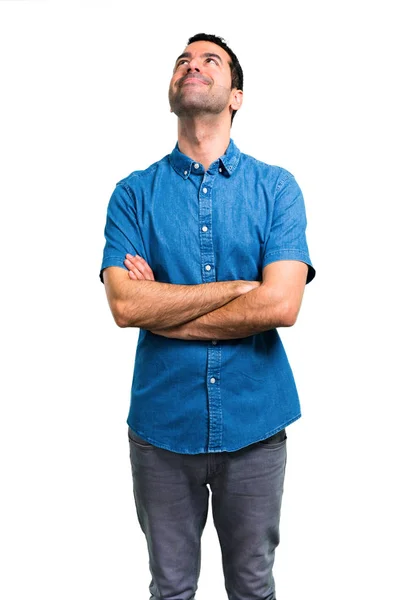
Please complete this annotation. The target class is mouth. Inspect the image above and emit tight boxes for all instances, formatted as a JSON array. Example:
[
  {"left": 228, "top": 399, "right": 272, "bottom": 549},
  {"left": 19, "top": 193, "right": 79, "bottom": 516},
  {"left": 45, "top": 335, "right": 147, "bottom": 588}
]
[
  {"left": 182, "top": 78, "right": 208, "bottom": 85},
  {"left": 179, "top": 75, "right": 210, "bottom": 87}
]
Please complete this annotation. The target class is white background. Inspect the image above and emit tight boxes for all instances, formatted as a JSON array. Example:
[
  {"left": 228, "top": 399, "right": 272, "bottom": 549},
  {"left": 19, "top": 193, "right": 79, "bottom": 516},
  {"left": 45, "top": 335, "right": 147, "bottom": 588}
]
[{"left": 1, "top": 1, "right": 399, "bottom": 598}]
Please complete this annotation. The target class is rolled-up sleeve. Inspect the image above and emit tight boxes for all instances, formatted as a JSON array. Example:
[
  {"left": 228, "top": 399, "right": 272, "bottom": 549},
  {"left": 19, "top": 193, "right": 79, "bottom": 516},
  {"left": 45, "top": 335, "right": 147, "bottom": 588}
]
[
  {"left": 100, "top": 182, "right": 147, "bottom": 283},
  {"left": 262, "top": 171, "right": 315, "bottom": 284}
]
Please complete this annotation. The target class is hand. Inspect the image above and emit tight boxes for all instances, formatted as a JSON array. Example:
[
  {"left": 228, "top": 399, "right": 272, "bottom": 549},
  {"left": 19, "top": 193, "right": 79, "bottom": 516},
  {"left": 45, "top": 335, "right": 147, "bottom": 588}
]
[
  {"left": 124, "top": 254, "right": 155, "bottom": 281},
  {"left": 240, "top": 280, "right": 262, "bottom": 294}
]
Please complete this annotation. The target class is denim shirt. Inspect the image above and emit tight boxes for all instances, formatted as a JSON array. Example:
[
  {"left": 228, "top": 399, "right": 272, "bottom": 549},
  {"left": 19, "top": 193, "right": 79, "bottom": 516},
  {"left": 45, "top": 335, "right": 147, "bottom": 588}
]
[{"left": 100, "top": 139, "right": 315, "bottom": 454}]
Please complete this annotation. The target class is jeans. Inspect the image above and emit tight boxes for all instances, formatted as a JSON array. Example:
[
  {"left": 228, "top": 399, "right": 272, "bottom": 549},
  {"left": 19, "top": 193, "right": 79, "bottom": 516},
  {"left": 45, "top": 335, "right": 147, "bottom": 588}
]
[{"left": 128, "top": 427, "right": 287, "bottom": 600}]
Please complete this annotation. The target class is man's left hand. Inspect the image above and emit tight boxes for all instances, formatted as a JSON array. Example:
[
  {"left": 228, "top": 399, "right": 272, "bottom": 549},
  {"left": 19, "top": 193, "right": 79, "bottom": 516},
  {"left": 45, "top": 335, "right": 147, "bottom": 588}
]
[{"left": 124, "top": 254, "right": 155, "bottom": 281}]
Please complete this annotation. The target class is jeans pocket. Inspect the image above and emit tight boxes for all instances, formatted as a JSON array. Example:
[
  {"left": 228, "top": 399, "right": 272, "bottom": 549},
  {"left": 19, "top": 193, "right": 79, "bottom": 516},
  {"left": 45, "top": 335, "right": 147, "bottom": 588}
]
[
  {"left": 259, "top": 428, "right": 287, "bottom": 446},
  {"left": 128, "top": 427, "right": 154, "bottom": 449}
]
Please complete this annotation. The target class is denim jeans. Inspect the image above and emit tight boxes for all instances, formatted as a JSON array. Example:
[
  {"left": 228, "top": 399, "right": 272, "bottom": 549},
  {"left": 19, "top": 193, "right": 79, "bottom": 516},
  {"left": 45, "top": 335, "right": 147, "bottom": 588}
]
[{"left": 128, "top": 427, "right": 287, "bottom": 600}]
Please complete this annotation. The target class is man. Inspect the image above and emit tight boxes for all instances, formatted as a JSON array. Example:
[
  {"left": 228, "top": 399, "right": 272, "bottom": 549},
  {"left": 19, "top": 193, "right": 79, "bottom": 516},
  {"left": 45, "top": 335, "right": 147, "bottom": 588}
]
[{"left": 100, "top": 32, "right": 315, "bottom": 600}]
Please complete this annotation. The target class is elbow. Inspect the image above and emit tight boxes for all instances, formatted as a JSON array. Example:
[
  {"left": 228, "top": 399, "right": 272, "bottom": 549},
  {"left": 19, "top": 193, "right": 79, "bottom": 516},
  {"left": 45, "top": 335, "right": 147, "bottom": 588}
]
[
  {"left": 115, "top": 314, "right": 129, "bottom": 329},
  {"left": 259, "top": 282, "right": 303, "bottom": 329},
  {"left": 103, "top": 272, "right": 143, "bottom": 328},
  {"left": 111, "top": 300, "right": 132, "bottom": 328},
  {"left": 278, "top": 302, "right": 299, "bottom": 328}
]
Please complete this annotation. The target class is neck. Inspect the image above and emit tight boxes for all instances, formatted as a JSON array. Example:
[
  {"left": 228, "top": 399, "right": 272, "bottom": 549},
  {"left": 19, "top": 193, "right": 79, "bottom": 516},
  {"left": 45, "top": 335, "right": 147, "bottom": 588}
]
[{"left": 177, "top": 114, "right": 232, "bottom": 171}]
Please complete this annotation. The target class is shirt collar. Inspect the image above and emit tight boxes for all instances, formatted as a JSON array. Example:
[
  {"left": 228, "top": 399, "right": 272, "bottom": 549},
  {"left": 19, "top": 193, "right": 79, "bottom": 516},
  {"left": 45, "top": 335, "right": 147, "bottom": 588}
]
[{"left": 169, "top": 139, "right": 241, "bottom": 179}]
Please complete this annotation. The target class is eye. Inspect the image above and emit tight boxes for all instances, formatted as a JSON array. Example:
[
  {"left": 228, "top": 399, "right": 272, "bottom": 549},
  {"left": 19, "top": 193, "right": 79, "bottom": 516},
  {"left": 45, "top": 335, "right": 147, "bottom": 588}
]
[
  {"left": 176, "top": 59, "right": 189, "bottom": 67},
  {"left": 205, "top": 57, "right": 218, "bottom": 65}
]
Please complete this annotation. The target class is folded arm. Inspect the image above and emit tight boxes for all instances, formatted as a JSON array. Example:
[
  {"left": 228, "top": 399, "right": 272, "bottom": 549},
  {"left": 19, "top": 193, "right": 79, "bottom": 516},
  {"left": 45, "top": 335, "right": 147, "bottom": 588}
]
[
  {"left": 151, "top": 260, "right": 309, "bottom": 340},
  {"left": 102, "top": 255, "right": 260, "bottom": 329}
]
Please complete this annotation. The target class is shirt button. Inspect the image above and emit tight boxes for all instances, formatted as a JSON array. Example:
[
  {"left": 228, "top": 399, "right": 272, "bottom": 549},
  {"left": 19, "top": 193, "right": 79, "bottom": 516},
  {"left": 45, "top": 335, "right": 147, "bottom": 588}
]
[
  {"left": 205, "top": 265, "right": 212, "bottom": 271},
  {"left": 184, "top": 170, "right": 188, "bottom": 176},
  {"left": 212, "top": 340, "right": 218, "bottom": 345},
  {"left": 219, "top": 168, "right": 222, "bottom": 173},
  {"left": 194, "top": 163, "right": 199, "bottom": 169},
  {"left": 203, "top": 187, "right": 208, "bottom": 193},
  {"left": 202, "top": 225, "right": 208, "bottom": 232},
  {"left": 210, "top": 377, "right": 216, "bottom": 384}
]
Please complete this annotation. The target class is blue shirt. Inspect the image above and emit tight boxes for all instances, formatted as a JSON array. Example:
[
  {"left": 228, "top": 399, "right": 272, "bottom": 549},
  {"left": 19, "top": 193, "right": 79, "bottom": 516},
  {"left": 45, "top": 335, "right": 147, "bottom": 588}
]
[{"left": 100, "top": 139, "right": 315, "bottom": 454}]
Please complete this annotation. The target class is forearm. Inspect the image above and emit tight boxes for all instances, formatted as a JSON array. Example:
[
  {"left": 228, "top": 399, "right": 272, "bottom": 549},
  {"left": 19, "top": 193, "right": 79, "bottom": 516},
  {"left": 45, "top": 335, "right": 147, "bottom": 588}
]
[
  {"left": 151, "top": 283, "right": 292, "bottom": 340},
  {"left": 109, "top": 276, "right": 257, "bottom": 329}
]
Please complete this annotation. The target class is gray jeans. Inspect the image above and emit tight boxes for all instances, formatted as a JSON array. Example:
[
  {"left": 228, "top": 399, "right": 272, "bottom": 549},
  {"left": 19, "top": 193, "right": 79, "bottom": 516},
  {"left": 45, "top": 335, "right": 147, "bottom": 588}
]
[{"left": 128, "top": 427, "right": 287, "bottom": 600}]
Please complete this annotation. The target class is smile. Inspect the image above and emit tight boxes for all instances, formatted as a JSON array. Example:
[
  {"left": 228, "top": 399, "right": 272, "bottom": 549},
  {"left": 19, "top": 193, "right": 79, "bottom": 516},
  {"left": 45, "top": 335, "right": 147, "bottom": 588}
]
[{"left": 181, "top": 77, "right": 209, "bottom": 86}]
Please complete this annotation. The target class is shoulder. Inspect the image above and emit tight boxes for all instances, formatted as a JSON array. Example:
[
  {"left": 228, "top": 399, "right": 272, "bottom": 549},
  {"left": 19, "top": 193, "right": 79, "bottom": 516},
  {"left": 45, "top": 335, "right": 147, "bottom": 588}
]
[
  {"left": 238, "top": 151, "right": 297, "bottom": 192},
  {"left": 115, "top": 154, "right": 170, "bottom": 189}
]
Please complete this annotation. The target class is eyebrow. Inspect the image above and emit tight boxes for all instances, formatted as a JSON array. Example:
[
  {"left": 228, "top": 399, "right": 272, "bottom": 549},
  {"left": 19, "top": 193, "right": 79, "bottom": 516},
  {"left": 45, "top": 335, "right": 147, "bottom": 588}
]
[{"left": 175, "top": 52, "right": 223, "bottom": 65}]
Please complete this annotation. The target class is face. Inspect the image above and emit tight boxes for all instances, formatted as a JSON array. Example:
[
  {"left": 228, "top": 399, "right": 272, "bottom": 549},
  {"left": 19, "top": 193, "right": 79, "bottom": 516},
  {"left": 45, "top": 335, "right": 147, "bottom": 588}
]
[{"left": 168, "top": 40, "right": 241, "bottom": 119}]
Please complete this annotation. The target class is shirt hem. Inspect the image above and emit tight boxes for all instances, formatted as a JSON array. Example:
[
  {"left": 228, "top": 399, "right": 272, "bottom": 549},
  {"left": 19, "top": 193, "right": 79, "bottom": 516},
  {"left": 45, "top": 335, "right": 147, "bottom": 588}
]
[{"left": 126, "top": 412, "right": 301, "bottom": 455}]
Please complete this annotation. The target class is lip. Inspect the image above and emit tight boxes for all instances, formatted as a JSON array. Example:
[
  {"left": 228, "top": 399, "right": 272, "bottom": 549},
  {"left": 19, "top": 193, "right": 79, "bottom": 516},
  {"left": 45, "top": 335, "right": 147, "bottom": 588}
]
[{"left": 180, "top": 77, "right": 209, "bottom": 86}]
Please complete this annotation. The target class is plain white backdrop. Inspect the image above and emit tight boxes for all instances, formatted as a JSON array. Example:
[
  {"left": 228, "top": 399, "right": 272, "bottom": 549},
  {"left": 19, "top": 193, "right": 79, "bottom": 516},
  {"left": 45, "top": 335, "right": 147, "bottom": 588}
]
[{"left": 1, "top": 1, "right": 399, "bottom": 598}]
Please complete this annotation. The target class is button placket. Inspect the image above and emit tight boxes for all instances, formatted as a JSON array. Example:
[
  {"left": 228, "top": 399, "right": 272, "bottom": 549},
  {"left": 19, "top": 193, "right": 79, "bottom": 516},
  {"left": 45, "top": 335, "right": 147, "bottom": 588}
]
[
  {"left": 195, "top": 172, "right": 223, "bottom": 451},
  {"left": 198, "top": 174, "right": 215, "bottom": 284},
  {"left": 207, "top": 344, "right": 222, "bottom": 450}
]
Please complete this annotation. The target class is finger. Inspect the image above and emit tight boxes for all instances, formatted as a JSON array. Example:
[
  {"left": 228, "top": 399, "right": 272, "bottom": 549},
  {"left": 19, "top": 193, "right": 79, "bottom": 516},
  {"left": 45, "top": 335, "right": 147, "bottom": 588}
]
[
  {"left": 142, "top": 264, "right": 155, "bottom": 280},
  {"left": 126, "top": 253, "right": 143, "bottom": 262},
  {"left": 129, "top": 257, "right": 148, "bottom": 277},
  {"left": 133, "top": 255, "right": 155, "bottom": 280},
  {"left": 125, "top": 258, "right": 152, "bottom": 281},
  {"left": 129, "top": 264, "right": 145, "bottom": 279},
  {"left": 128, "top": 260, "right": 154, "bottom": 281},
  {"left": 124, "top": 258, "right": 135, "bottom": 271},
  {"left": 128, "top": 270, "right": 138, "bottom": 280}
]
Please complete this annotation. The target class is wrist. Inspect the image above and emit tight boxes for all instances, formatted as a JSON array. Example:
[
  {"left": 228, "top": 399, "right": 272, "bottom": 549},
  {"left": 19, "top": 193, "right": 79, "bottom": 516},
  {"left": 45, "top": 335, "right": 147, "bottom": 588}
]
[{"left": 237, "top": 280, "right": 261, "bottom": 295}]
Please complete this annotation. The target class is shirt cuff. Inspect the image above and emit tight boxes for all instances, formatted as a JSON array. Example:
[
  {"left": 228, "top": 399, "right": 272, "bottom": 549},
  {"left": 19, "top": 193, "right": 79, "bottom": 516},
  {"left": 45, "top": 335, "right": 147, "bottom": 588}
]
[
  {"left": 263, "top": 249, "right": 316, "bottom": 284},
  {"left": 99, "top": 256, "right": 128, "bottom": 283}
]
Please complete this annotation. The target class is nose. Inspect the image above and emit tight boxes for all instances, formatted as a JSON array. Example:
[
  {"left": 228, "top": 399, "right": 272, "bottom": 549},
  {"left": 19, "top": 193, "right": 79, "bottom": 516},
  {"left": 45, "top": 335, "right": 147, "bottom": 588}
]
[{"left": 186, "top": 57, "right": 201, "bottom": 72}]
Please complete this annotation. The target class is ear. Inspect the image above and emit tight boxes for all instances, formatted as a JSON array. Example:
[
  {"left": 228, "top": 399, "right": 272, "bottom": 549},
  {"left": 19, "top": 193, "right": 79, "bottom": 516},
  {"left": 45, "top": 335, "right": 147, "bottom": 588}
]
[{"left": 230, "top": 89, "right": 243, "bottom": 112}]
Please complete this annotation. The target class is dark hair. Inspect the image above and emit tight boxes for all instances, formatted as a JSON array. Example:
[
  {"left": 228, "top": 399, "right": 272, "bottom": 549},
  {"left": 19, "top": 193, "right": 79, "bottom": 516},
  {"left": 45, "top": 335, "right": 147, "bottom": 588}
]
[{"left": 187, "top": 33, "right": 243, "bottom": 122}]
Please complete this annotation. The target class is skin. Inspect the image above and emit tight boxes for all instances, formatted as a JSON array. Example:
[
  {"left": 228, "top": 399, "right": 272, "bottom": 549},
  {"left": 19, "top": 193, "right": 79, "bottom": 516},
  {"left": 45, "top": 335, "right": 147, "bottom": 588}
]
[
  {"left": 168, "top": 40, "right": 243, "bottom": 170},
  {"left": 103, "top": 39, "right": 308, "bottom": 338},
  {"left": 123, "top": 255, "right": 308, "bottom": 340},
  {"left": 103, "top": 264, "right": 260, "bottom": 331}
]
